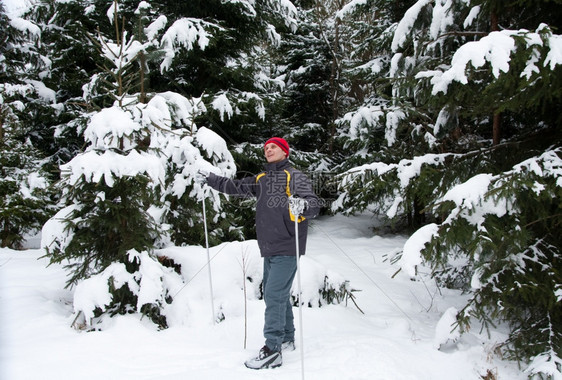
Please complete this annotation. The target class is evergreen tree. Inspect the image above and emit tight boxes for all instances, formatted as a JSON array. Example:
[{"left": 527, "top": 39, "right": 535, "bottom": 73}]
[
  {"left": 19, "top": 0, "right": 99, "bottom": 166},
  {"left": 0, "top": 2, "right": 55, "bottom": 248},
  {"left": 25, "top": 0, "right": 261, "bottom": 247},
  {"left": 128, "top": 0, "right": 302, "bottom": 146},
  {"left": 333, "top": 0, "right": 562, "bottom": 376},
  {"left": 419, "top": 149, "right": 562, "bottom": 378},
  {"left": 276, "top": 1, "right": 342, "bottom": 153},
  {"left": 332, "top": 0, "right": 437, "bottom": 229},
  {"left": 42, "top": 1, "right": 236, "bottom": 327}
]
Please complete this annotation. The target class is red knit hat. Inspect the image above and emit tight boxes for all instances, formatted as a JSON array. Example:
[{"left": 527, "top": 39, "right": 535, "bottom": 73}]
[{"left": 264, "top": 137, "right": 290, "bottom": 157}]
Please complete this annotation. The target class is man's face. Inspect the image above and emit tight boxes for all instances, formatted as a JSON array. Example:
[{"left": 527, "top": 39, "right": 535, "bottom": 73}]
[{"left": 264, "top": 143, "right": 287, "bottom": 163}]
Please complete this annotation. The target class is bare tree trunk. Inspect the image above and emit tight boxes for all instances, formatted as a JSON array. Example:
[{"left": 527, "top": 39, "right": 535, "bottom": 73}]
[
  {"left": 139, "top": 51, "right": 147, "bottom": 104},
  {"left": 491, "top": 9, "right": 501, "bottom": 146},
  {"left": 491, "top": 10, "right": 499, "bottom": 31},
  {"left": 493, "top": 112, "right": 501, "bottom": 145},
  {"left": 328, "top": 17, "right": 340, "bottom": 154},
  {"left": 0, "top": 115, "right": 4, "bottom": 144}
]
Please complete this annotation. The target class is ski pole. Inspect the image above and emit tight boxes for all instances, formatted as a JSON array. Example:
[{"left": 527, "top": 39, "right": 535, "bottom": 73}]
[
  {"left": 201, "top": 196, "right": 216, "bottom": 324},
  {"left": 293, "top": 202, "right": 305, "bottom": 380}
]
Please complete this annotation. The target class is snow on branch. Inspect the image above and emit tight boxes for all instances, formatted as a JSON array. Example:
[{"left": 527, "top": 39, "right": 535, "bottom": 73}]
[
  {"left": 463, "top": 6, "right": 480, "bottom": 29},
  {"left": 544, "top": 30, "right": 562, "bottom": 70},
  {"left": 428, "top": 0, "right": 456, "bottom": 41},
  {"left": 331, "top": 153, "right": 451, "bottom": 215},
  {"left": 341, "top": 105, "right": 406, "bottom": 146},
  {"left": 212, "top": 93, "right": 234, "bottom": 122},
  {"left": 345, "top": 153, "right": 450, "bottom": 189},
  {"left": 391, "top": 0, "right": 433, "bottom": 52},
  {"left": 401, "top": 223, "right": 439, "bottom": 277},
  {"left": 438, "top": 148, "right": 562, "bottom": 228},
  {"left": 170, "top": 127, "right": 236, "bottom": 201},
  {"left": 60, "top": 150, "right": 165, "bottom": 188},
  {"left": 513, "top": 148, "right": 562, "bottom": 187},
  {"left": 141, "top": 92, "right": 205, "bottom": 129},
  {"left": 221, "top": 0, "right": 257, "bottom": 17},
  {"left": 84, "top": 106, "right": 143, "bottom": 149},
  {"left": 423, "top": 31, "right": 516, "bottom": 94},
  {"left": 525, "top": 350, "right": 562, "bottom": 380},
  {"left": 1, "top": 83, "right": 35, "bottom": 98},
  {"left": 266, "top": 24, "right": 281, "bottom": 47},
  {"left": 393, "top": 0, "right": 471, "bottom": 52},
  {"left": 440, "top": 173, "right": 506, "bottom": 228},
  {"left": 270, "top": 0, "right": 298, "bottom": 33},
  {"left": 195, "top": 126, "right": 235, "bottom": 170},
  {"left": 160, "top": 18, "right": 224, "bottom": 72},
  {"left": 335, "top": 0, "right": 368, "bottom": 20},
  {"left": 106, "top": 0, "right": 119, "bottom": 24},
  {"left": 9, "top": 17, "right": 41, "bottom": 37},
  {"left": 417, "top": 25, "right": 562, "bottom": 95},
  {"left": 211, "top": 91, "right": 266, "bottom": 122},
  {"left": 145, "top": 15, "right": 168, "bottom": 42}
]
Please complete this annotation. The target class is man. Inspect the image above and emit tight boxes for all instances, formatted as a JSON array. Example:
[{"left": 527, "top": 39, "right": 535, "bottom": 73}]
[{"left": 203, "top": 137, "right": 320, "bottom": 369}]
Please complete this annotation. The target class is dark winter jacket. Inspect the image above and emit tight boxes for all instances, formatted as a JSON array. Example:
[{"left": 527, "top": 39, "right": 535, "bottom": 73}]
[{"left": 206, "top": 158, "right": 320, "bottom": 257}]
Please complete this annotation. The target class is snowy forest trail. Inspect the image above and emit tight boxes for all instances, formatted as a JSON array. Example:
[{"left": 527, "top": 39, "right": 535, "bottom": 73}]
[{"left": 1, "top": 214, "right": 524, "bottom": 380}]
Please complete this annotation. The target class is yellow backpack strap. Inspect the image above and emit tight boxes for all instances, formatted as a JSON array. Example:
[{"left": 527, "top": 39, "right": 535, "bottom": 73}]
[
  {"left": 284, "top": 169, "right": 305, "bottom": 223},
  {"left": 283, "top": 170, "right": 291, "bottom": 197},
  {"left": 256, "top": 172, "right": 266, "bottom": 183}
]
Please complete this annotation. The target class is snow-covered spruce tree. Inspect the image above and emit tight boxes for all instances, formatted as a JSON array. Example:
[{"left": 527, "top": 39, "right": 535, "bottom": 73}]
[
  {"left": 133, "top": 0, "right": 299, "bottom": 146},
  {"left": 332, "top": 0, "right": 552, "bottom": 227},
  {"left": 352, "top": 0, "right": 562, "bottom": 376},
  {"left": 334, "top": 0, "right": 562, "bottom": 227},
  {"left": 331, "top": 0, "right": 444, "bottom": 229},
  {"left": 122, "top": 0, "right": 313, "bottom": 243},
  {"left": 401, "top": 150, "right": 562, "bottom": 378},
  {"left": 273, "top": 0, "right": 345, "bottom": 154},
  {"left": 396, "top": 0, "right": 562, "bottom": 375},
  {"left": 25, "top": 0, "right": 248, "bottom": 246},
  {"left": 333, "top": 0, "right": 562, "bottom": 375},
  {"left": 0, "top": 3, "right": 55, "bottom": 248},
  {"left": 42, "top": 1, "right": 235, "bottom": 328},
  {"left": 0, "top": 119, "right": 53, "bottom": 249},
  {"left": 16, "top": 0, "right": 102, "bottom": 169}
]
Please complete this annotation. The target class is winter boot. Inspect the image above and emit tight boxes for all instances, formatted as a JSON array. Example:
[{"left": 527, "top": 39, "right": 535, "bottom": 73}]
[{"left": 244, "top": 345, "right": 282, "bottom": 369}]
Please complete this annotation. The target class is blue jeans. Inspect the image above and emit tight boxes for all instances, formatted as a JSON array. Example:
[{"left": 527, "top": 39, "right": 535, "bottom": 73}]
[{"left": 263, "top": 255, "right": 297, "bottom": 352}]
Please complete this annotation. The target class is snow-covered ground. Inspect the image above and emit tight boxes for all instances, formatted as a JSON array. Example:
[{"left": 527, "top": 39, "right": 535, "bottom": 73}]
[{"left": 0, "top": 214, "right": 525, "bottom": 380}]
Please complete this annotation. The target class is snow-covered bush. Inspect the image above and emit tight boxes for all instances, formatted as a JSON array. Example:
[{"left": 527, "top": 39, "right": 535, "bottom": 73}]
[
  {"left": 294, "top": 256, "right": 358, "bottom": 309},
  {"left": 72, "top": 249, "right": 184, "bottom": 329}
]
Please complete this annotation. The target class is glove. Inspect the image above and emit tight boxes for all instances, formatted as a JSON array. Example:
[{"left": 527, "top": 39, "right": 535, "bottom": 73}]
[
  {"left": 194, "top": 170, "right": 209, "bottom": 186},
  {"left": 288, "top": 196, "right": 308, "bottom": 216}
]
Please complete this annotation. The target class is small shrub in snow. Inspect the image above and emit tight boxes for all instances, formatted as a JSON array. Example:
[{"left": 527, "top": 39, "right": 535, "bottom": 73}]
[
  {"left": 72, "top": 249, "right": 183, "bottom": 330},
  {"left": 290, "top": 256, "right": 361, "bottom": 310}
]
